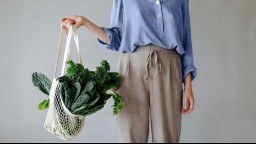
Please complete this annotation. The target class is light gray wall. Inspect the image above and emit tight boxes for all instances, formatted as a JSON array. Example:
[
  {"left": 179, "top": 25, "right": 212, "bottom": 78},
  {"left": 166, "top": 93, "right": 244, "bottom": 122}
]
[{"left": 0, "top": 0, "right": 255, "bottom": 143}]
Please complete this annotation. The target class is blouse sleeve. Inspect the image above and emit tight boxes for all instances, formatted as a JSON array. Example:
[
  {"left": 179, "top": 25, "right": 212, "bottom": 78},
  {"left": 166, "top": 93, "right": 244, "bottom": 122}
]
[
  {"left": 96, "top": 0, "right": 123, "bottom": 51},
  {"left": 181, "top": 0, "right": 197, "bottom": 83}
]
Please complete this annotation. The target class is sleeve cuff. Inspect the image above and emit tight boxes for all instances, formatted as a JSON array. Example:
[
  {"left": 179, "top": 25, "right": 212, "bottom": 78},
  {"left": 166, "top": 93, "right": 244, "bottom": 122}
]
[
  {"left": 96, "top": 27, "right": 115, "bottom": 50},
  {"left": 182, "top": 65, "right": 197, "bottom": 83}
]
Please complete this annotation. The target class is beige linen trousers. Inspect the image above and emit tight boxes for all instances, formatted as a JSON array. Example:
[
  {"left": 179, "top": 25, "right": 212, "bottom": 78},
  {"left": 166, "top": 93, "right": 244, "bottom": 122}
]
[{"left": 116, "top": 44, "right": 183, "bottom": 143}]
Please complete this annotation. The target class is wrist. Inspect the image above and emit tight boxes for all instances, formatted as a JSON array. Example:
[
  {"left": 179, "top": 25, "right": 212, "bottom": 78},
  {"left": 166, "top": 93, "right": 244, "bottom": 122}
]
[
  {"left": 82, "top": 18, "right": 89, "bottom": 27},
  {"left": 184, "top": 74, "right": 192, "bottom": 90},
  {"left": 185, "top": 83, "right": 192, "bottom": 90}
]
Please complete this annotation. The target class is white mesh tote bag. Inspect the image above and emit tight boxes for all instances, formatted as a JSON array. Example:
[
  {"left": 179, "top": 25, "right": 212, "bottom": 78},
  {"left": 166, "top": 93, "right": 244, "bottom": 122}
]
[{"left": 44, "top": 25, "right": 85, "bottom": 140}]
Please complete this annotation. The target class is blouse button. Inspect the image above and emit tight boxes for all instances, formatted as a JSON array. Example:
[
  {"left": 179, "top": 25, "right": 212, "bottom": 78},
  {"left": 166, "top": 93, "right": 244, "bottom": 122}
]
[
  {"left": 157, "top": 13, "right": 162, "bottom": 18},
  {"left": 155, "top": 0, "right": 160, "bottom": 5}
]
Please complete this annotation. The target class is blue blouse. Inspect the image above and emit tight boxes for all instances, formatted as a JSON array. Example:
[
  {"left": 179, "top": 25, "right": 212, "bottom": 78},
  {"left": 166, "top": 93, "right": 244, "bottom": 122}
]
[{"left": 96, "top": 0, "right": 197, "bottom": 82}]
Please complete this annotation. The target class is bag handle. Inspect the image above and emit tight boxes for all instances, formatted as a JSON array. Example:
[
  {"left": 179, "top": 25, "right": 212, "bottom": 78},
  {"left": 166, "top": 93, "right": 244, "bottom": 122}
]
[
  {"left": 68, "top": 25, "right": 83, "bottom": 66},
  {"left": 54, "top": 25, "right": 83, "bottom": 78}
]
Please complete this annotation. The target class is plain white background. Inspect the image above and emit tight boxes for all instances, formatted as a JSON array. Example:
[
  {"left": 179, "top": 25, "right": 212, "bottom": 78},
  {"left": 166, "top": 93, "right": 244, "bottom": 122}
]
[{"left": 0, "top": 0, "right": 255, "bottom": 143}]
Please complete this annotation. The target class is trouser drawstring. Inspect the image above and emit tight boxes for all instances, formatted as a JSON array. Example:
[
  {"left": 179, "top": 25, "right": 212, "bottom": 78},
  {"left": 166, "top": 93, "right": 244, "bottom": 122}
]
[{"left": 144, "top": 50, "right": 162, "bottom": 79}]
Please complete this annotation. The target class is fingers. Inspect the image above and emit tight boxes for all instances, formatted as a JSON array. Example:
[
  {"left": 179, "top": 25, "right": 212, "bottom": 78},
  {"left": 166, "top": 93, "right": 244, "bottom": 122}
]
[
  {"left": 61, "top": 17, "right": 75, "bottom": 30},
  {"left": 60, "top": 22, "right": 67, "bottom": 31},
  {"left": 69, "top": 15, "right": 77, "bottom": 21},
  {"left": 187, "top": 97, "right": 194, "bottom": 114},
  {"left": 182, "top": 97, "right": 189, "bottom": 115},
  {"left": 182, "top": 95, "right": 195, "bottom": 115}
]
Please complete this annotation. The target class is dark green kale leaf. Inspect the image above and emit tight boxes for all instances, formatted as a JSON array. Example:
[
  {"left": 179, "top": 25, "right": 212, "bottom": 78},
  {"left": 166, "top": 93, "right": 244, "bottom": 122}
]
[
  {"left": 32, "top": 72, "right": 52, "bottom": 95},
  {"left": 32, "top": 72, "right": 52, "bottom": 110},
  {"left": 70, "top": 83, "right": 92, "bottom": 112}
]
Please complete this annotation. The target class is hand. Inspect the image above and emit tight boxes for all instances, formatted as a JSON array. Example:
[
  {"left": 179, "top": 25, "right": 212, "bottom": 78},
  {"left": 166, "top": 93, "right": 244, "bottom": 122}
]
[
  {"left": 61, "top": 15, "right": 88, "bottom": 30},
  {"left": 181, "top": 84, "right": 195, "bottom": 115},
  {"left": 181, "top": 73, "right": 195, "bottom": 115}
]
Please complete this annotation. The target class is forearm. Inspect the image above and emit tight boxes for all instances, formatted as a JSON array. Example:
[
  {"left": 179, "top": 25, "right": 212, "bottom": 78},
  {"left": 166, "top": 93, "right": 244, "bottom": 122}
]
[
  {"left": 184, "top": 72, "right": 192, "bottom": 90},
  {"left": 82, "top": 18, "right": 109, "bottom": 44}
]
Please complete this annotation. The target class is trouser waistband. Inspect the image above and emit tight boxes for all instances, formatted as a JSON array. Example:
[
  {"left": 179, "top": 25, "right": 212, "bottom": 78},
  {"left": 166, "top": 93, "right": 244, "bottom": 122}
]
[
  {"left": 133, "top": 44, "right": 178, "bottom": 79},
  {"left": 135, "top": 44, "right": 178, "bottom": 54}
]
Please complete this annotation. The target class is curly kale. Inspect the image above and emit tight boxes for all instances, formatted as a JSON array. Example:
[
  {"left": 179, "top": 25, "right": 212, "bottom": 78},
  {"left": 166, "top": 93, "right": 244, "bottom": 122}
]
[
  {"left": 106, "top": 72, "right": 120, "bottom": 90},
  {"left": 112, "top": 92, "right": 124, "bottom": 115},
  {"left": 65, "top": 60, "right": 90, "bottom": 88},
  {"left": 100, "top": 60, "right": 110, "bottom": 71},
  {"left": 94, "top": 66, "right": 111, "bottom": 91}
]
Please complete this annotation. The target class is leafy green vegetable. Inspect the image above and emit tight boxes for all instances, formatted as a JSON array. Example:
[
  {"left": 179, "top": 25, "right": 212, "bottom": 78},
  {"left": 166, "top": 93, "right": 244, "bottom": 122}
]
[
  {"left": 32, "top": 59, "right": 124, "bottom": 116},
  {"left": 84, "top": 93, "right": 111, "bottom": 115},
  {"left": 58, "top": 60, "right": 124, "bottom": 116},
  {"left": 82, "top": 105, "right": 105, "bottom": 116},
  {"left": 84, "top": 81, "right": 96, "bottom": 94},
  {"left": 38, "top": 99, "right": 50, "bottom": 110},
  {"left": 32, "top": 72, "right": 52, "bottom": 110},
  {"left": 100, "top": 60, "right": 110, "bottom": 71},
  {"left": 112, "top": 92, "right": 124, "bottom": 115},
  {"left": 70, "top": 89, "right": 91, "bottom": 112},
  {"left": 66, "top": 60, "right": 89, "bottom": 88},
  {"left": 106, "top": 72, "right": 120, "bottom": 90},
  {"left": 72, "top": 105, "right": 89, "bottom": 115},
  {"left": 32, "top": 72, "right": 52, "bottom": 95},
  {"left": 74, "top": 82, "right": 81, "bottom": 100}
]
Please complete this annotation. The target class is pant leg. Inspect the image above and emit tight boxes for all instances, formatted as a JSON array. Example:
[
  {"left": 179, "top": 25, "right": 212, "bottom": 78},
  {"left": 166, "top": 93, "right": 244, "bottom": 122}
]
[
  {"left": 148, "top": 47, "right": 183, "bottom": 143},
  {"left": 116, "top": 51, "right": 150, "bottom": 143}
]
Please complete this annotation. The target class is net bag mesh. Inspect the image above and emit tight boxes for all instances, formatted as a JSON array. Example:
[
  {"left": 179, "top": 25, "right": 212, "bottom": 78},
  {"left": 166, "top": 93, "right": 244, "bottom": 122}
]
[{"left": 44, "top": 79, "right": 85, "bottom": 140}]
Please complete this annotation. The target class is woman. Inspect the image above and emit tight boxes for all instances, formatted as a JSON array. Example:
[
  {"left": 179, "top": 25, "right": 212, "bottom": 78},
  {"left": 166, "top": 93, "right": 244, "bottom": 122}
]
[{"left": 61, "top": 0, "right": 197, "bottom": 143}]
